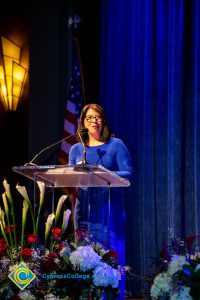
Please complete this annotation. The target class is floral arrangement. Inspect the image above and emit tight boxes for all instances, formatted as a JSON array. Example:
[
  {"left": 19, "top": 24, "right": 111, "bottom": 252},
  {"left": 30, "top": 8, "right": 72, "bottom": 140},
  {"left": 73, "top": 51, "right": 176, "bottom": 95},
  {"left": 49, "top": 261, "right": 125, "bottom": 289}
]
[
  {"left": 0, "top": 179, "right": 125, "bottom": 300},
  {"left": 150, "top": 235, "right": 200, "bottom": 300}
]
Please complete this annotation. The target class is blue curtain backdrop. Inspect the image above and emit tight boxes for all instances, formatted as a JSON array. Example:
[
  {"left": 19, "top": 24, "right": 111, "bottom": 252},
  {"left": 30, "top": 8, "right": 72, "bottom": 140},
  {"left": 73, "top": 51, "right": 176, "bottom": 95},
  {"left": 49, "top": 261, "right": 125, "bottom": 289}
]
[{"left": 99, "top": 0, "right": 200, "bottom": 296}]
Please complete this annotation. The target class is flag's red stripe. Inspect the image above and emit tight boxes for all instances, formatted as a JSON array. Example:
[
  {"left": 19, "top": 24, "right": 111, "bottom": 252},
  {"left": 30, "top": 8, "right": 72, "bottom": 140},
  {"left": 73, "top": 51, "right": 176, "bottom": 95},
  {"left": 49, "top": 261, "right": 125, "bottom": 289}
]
[{"left": 65, "top": 110, "right": 76, "bottom": 123}]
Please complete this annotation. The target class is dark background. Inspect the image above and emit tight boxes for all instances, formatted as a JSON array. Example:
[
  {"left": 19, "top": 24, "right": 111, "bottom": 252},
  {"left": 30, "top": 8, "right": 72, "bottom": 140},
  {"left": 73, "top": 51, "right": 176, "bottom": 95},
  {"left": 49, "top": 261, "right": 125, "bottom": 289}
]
[
  {"left": 0, "top": 0, "right": 102, "bottom": 258},
  {"left": 0, "top": 0, "right": 101, "bottom": 184},
  {"left": 1, "top": 1, "right": 200, "bottom": 298}
]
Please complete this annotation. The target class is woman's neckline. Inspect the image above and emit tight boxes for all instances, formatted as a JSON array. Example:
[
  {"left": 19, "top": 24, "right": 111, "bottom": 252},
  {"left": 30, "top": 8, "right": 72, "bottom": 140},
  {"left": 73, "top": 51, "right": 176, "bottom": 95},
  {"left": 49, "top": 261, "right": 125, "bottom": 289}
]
[{"left": 85, "top": 140, "right": 109, "bottom": 147}]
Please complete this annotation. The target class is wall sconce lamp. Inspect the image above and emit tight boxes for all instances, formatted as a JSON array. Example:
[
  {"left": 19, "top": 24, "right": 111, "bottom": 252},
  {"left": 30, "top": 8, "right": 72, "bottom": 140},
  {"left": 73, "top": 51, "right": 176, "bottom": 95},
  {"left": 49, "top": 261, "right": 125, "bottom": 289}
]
[{"left": 0, "top": 36, "right": 27, "bottom": 111}]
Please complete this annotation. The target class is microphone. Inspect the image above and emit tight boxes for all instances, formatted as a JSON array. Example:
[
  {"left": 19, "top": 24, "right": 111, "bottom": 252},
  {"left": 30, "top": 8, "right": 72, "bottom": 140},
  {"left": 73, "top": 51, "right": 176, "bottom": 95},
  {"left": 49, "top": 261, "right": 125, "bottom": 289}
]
[
  {"left": 27, "top": 129, "right": 87, "bottom": 165},
  {"left": 77, "top": 128, "right": 88, "bottom": 165}
]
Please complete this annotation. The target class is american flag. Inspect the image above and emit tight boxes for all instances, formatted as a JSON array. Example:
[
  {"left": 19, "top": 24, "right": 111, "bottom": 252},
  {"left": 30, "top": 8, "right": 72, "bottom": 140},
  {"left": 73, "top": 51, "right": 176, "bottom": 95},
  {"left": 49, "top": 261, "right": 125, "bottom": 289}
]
[{"left": 59, "top": 37, "right": 85, "bottom": 165}]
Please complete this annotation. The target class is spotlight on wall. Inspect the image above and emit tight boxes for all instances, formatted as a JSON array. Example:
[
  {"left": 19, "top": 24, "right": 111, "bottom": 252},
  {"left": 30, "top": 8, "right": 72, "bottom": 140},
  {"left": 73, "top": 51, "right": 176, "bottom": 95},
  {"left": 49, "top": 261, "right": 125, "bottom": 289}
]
[{"left": 0, "top": 36, "right": 27, "bottom": 111}]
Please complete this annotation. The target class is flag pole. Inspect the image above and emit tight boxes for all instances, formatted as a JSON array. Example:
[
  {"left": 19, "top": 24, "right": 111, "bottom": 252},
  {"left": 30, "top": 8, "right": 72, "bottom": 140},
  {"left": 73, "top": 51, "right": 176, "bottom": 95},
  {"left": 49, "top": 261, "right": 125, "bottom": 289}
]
[
  {"left": 68, "top": 15, "right": 86, "bottom": 104},
  {"left": 59, "top": 15, "right": 85, "bottom": 165}
]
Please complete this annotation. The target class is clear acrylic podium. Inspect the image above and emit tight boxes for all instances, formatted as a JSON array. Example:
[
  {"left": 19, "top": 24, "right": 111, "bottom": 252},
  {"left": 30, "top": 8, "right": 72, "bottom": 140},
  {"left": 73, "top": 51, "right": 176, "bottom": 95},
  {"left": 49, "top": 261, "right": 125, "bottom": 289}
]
[
  {"left": 12, "top": 164, "right": 130, "bottom": 187},
  {"left": 12, "top": 164, "right": 130, "bottom": 246}
]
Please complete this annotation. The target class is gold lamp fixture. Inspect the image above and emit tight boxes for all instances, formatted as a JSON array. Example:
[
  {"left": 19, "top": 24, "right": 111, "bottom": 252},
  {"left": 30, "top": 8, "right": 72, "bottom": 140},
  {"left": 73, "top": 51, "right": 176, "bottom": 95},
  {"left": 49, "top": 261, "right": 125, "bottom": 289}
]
[{"left": 0, "top": 36, "right": 27, "bottom": 111}]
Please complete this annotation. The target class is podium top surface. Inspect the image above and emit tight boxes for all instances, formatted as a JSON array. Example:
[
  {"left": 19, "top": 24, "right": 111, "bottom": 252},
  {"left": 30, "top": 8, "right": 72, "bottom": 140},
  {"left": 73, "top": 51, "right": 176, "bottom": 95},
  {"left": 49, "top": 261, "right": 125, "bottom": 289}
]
[{"left": 12, "top": 164, "right": 130, "bottom": 187}]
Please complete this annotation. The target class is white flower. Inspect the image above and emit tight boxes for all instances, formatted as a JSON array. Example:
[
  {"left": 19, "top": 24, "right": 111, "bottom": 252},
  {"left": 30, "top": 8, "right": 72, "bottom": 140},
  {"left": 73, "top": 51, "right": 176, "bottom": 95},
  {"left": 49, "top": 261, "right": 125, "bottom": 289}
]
[
  {"left": 195, "top": 263, "right": 200, "bottom": 271},
  {"left": 9, "top": 263, "right": 19, "bottom": 273},
  {"left": 0, "top": 206, "right": 5, "bottom": 228},
  {"left": 93, "top": 262, "right": 121, "bottom": 288},
  {"left": 16, "top": 184, "right": 31, "bottom": 206},
  {"left": 54, "top": 257, "right": 60, "bottom": 265},
  {"left": 69, "top": 245, "right": 101, "bottom": 271},
  {"left": 45, "top": 213, "right": 55, "bottom": 239},
  {"left": 150, "top": 272, "right": 172, "bottom": 299},
  {"left": 44, "top": 249, "right": 50, "bottom": 256},
  {"left": 62, "top": 209, "right": 71, "bottom": 232},
  {"left": 36, "top": 181, "right": 45, "bottom": 206},
  {"left": 44, "top": 293, "right": 60, "bottom": 299},
  {"left": 93, "top": 242, "right": 109, "bottom": 256},
  {"left": 2, "top": 193, "right": 9, "bottom": 215},
  {"left": 3, "top": 179, "right": 11, "bottom": 199},
  {"left": 170, "top": 286, "right": 192, "bottom": 300},
  {"left": 168, "top": 255, "right": 187, "bottom": 276},
  {"left": 59, "top": 246, "right": 71, "bottom": 257},
  {"left": 55, "top": 195, "right": 68, "bottom": 225},
  {"left": 22, "top": 200, "right": 29, "bottom": 224},
  {"left": 18, "top": 290, "right": 36, "bottom": 300},
  {"left": 0, "top": 285, "right": 14, "bottom": 299}
]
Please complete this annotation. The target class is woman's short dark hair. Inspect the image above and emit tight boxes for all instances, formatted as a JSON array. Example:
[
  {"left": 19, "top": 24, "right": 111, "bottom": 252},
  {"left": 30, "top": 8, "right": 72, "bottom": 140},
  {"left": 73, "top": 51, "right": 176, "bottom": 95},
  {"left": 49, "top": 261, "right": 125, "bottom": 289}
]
[{"left": 77, "top": 103, "right": 112, "bottom": 143}]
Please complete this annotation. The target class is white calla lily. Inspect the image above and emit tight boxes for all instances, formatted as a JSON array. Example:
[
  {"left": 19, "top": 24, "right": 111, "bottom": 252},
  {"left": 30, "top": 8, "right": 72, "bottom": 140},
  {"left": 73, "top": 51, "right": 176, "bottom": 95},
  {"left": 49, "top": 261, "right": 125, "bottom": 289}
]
[
  {"left": 35, "top": 181, "right": 46, "bottom": 235},
  {"left": 45, "top": 213, "right": 55, "bottom": 238},
  {"left": 36, "top": 181, "right": 45, "bottom": 206},
  {"left": 22, "top": 201, "right": 29, "bottom": 225},
  {"left": 62, "top": 209, "right": 71, "bottom": 233},
  {"left": 3, "top": 179, "right": 17, "bottom": 248},
  {"left": 0, "top": 206, "right": 14, "bottom": 264},
  {"left": 16, "top": 184, "right": 31, "bottom": 206},
  {"left": 16, "top": 183, "right": 36, "bottom": 234},
  {"left": 3, "top": 178, "right": 11, "bottom": 200},
  {"left": 2, "top": 193, "right": 14, "bottom": 248},
  {"left": 0, "top": 207, "right": 5, "bottom": 228},
  {"left": 44, "top": 212, "right": 55, "bottom": 254},
  {"left": 55, "top": 195, "right": 68, "bottom": 226},
  {"left": 2, "top": 193, "right": 9, "bottom": 215}
]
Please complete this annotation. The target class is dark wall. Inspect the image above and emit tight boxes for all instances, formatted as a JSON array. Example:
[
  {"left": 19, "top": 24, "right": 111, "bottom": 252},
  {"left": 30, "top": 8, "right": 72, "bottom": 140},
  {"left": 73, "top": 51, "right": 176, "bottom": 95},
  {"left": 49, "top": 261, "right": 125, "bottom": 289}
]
[
  {"left": 0, "top": 0, "right": 101, "bottom": 186},
  {"left": 73, "top": 0, "right": 101, "bottom": 103},
  {"left": 29, "top": 0, "right": 101, "bottom": 165},
  {"left": 29, "top": 0, "right": 71, "bottom": 164}
]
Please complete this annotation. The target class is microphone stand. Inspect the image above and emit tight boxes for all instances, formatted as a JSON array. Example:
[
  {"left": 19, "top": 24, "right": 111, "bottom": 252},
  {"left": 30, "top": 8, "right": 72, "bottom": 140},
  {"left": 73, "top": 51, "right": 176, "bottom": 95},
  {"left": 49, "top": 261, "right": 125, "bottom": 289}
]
[
  {"left": 28, "top": 131, "right": 78, "bottom": 165},
  {"left": 77, "top": 131, "right": 87, "bottom": 165}
]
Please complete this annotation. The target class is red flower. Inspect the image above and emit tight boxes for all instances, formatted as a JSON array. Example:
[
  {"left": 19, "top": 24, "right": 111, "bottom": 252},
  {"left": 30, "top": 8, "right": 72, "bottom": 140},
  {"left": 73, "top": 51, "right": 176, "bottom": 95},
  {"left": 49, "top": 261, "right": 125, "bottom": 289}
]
[
  {"left": 44, "top": 252, "right": 59, "bottom": 272},
  {"left": 186, "top": 235, "right": 200, "bottom": 255},
  {"left": 21, "top": 248, "right": 32, "bottom": 257},
  {"left": 5, "top": 224, "right": 16, "bottom": 233},
  {"left": 52, "top": 228, "right": 62, "bottom": 239},
  {"left": 76, "top": 229, "right": 86, "bottom": 241},
  {"left": 59, "top": 242, "right": 64, "bottom": 251},
  {"left": 160, "top": 242, "right": 170, "bottom": 261},
  {"left": 37, "top": 285, "right": 46, "bottom": 292},
  {"left": 28, "top": 234, "right": 38, "bottom": 244},
  {"left": 106, "top": 250, "right": 119, "bottom": 258},
  {"left": 47, "top": 252, "right": 57, "bottom": 258},
  {"left": 10, "top": 294, "right": 21, "bottom": 299},
  {"left": 0, "top": 238, "right": 8, "bottom": 254}
]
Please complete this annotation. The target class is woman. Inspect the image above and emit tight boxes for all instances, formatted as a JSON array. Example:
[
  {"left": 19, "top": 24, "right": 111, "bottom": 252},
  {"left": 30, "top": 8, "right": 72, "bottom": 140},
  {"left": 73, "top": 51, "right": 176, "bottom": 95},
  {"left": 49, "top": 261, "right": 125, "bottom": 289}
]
[
  {"left": 69, "top": 103, "right": 133, "bottom": 180},
  {"left": 69, "top": 104, "right": 133, "bottom": 296}
]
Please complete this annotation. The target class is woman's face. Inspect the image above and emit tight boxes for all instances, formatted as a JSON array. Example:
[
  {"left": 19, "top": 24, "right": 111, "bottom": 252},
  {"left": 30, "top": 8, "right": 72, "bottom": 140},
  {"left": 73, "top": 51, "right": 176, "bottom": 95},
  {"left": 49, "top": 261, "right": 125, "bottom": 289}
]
[{"left": 83, "top": 108, "right": 103, "bottom": 138}]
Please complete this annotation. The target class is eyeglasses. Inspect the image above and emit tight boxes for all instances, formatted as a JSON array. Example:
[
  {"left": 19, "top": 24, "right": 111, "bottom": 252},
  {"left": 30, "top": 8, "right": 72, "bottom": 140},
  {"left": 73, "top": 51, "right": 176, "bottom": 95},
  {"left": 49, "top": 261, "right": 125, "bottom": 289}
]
[{"left": 85, "top": 115, "right": 103, "bottom": 123}]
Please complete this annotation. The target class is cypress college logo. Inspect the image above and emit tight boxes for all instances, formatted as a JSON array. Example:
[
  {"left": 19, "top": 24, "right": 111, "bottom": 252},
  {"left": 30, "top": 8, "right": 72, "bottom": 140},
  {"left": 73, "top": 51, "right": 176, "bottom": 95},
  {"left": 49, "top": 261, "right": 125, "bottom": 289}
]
[{"left": 8, "top": 262, "right": 36, "bottom": 290}]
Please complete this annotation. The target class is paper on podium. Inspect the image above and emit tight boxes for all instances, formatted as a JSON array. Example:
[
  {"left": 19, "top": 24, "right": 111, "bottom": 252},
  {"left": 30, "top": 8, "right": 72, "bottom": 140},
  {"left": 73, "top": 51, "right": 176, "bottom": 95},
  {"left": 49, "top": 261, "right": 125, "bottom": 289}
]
[{"left": 12, "top": 164, "right": 130, "bottom": 187}]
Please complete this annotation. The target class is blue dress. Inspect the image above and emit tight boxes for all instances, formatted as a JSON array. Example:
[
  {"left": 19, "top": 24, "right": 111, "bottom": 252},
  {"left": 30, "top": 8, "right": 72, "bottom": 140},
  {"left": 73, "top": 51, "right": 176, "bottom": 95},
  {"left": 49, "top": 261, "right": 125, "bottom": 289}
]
[
  {"left": 69, "top": 137, "right": 133, "bottom": 181},
  {"left": 69, "top": 137, "right": 133, "bottom": 297}
]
